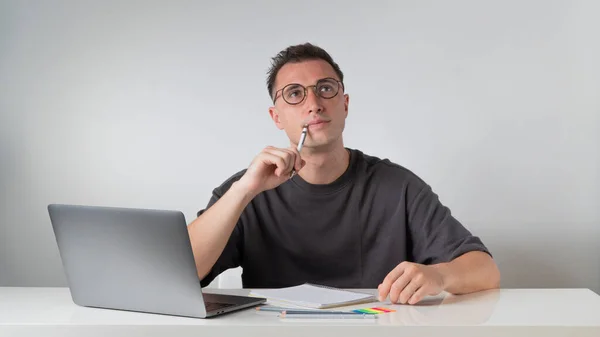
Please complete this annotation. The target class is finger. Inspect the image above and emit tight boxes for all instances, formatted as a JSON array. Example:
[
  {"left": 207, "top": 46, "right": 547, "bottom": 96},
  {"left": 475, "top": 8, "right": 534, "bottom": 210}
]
[
  {"left": 378, "top": 265, "right": 403, "bottom": 301},
  {"left": 280, "top": 147, "right": 301, "bottom": 172},
  {"left": 408, "top": 285, "right": 428, "bottom": 305},
  {"left": 259, "top": 152, "right": 288, "bottom": 177},
  {"left": 389, "top": 272, "right": 413, "bottom": 304},
  {"left": 263, "top": 148, "right": 295, "bottom": 175},
  {"left": 270, "top": 148, "right": 296, "bottom": 174},
  {"left": 399, "top": 278, "right": 422, "bottom": 304},
  {"left": 378, "top": 262, "right": 409, "bottom": 301}
]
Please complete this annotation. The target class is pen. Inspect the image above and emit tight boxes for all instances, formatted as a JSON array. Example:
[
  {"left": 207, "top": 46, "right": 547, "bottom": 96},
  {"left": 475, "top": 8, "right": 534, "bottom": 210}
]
[
  {"left": 296, "top": 125, "right": 308, "bottom": 152},
  {"left": 290, "top": 125, "right": 308, "bottom": 178}
]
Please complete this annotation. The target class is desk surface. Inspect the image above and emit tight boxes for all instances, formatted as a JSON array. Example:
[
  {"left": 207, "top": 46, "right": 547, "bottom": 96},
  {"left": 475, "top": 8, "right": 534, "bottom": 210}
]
[{"left": 1, "top": 287, "right": 599, "bottom": 337}]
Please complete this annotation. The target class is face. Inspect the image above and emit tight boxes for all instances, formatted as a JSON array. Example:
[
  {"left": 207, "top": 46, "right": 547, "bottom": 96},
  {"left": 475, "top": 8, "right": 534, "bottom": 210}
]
[{"left": 268, "top": 59, "right": 349, "bottom": 150}]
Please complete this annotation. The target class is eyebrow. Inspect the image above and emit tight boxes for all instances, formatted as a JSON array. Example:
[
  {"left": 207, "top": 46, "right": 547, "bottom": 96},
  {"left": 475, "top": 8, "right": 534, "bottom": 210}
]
[{"left": 284, "top": 83, "right": 302, "bottom": 90}]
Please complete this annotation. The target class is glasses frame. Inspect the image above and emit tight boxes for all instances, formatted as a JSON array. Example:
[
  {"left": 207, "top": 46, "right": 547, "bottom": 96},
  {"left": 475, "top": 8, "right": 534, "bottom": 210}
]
[{"left": 272, "top": 77, "right": 344, "bottom": 105}]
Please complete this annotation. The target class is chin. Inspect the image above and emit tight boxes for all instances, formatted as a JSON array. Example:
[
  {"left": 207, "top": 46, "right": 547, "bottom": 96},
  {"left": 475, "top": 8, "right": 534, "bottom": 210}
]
[{"left": 309, "top": 136, "right": 342, "bottom": 150}]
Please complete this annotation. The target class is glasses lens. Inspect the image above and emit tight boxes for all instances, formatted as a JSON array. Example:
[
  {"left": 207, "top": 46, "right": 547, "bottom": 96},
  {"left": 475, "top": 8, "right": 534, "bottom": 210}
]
[
  {"left": 283, "top": 84, "right": 305, "bottom": 104},
  {"left": 317, "top": 79, "right": 339, "bottom": 98}
]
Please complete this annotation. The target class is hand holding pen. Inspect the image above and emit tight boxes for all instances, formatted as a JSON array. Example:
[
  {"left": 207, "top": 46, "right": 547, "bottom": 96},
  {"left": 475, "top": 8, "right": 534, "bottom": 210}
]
[{"left": 236, "top": 124, "right": 308, "bottom": 196}]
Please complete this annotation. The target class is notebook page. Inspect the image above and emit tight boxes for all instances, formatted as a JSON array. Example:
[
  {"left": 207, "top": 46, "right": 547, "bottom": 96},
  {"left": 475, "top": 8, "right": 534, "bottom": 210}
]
[{"left": 250, "top": 284, "right": 375, "bottom": 308}]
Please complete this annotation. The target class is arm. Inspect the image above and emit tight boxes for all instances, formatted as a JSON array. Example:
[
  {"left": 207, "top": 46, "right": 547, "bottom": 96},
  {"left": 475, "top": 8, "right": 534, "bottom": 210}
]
[
  {"left": 188, "top": 145, "right": 304, "bottom": 280},
  {"left": 378, "top": 251, "right": 499, "bottom": 305},
  {"left": 188, "top": 181, "right": 256, "bottom": 280},
  {"left": 432, "top": 250, "right": 500, "bottom": 295}
]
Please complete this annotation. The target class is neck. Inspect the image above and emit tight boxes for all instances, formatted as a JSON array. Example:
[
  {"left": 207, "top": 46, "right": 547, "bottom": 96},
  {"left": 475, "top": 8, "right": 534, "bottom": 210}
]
[{"left": 295, "top": 139, "right": 350, "bottom": 185}]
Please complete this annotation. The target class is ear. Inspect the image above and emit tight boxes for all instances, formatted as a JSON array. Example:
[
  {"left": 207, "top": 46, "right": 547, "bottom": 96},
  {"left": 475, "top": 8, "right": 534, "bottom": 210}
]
[
  {"left": 343, "top": 93, "right": 349, "bottom": 118},
  {"left": 269, "top": 106, "right": 285, "bottom": 130}
]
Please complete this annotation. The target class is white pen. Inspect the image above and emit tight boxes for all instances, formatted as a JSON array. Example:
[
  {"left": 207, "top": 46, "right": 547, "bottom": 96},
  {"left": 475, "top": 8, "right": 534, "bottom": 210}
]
[
  {"left": 290, "top": 125, "right": 308, "bottom": 178},
  {"left": 297, "top": 125, "right": 308, "bottom": 152}
]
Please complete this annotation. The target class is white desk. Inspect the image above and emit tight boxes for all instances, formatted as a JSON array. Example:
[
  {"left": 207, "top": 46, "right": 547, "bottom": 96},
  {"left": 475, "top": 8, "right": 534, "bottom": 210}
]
[{"left": 1, "top": 287, "right": 599, "bottom": 337}]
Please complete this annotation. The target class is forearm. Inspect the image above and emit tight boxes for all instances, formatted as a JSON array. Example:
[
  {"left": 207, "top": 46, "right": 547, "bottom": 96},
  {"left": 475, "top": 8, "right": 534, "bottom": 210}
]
[
  {"left": 187, "top": 181, "right": 256, "bottom": 279},
  {"left": 433, "top": 251, "right": 500, "bottom": 295}
]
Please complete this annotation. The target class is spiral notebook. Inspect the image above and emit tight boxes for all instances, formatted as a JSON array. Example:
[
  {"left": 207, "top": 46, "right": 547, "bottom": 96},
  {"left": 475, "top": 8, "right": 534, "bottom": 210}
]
[{"left": 249, "top": 283, "right": 377, "bottom": 309}]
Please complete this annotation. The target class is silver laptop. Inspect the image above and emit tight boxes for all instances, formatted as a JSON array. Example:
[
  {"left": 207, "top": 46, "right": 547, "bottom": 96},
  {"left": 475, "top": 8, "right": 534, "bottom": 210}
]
[{"left": 47, "top": 204, "right": 265, "bottom": 318}]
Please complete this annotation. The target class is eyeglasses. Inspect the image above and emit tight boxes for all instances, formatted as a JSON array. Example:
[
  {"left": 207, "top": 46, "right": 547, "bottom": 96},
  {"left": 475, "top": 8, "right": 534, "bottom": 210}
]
[{"left": 273, "top": 77, "right": 344, "bottom": 105}]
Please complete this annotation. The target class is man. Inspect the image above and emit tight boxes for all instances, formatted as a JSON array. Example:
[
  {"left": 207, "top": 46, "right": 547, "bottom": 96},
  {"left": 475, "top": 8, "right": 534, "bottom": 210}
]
[{"left": 188, "top": 43, "right": 500, "bottom": 305}]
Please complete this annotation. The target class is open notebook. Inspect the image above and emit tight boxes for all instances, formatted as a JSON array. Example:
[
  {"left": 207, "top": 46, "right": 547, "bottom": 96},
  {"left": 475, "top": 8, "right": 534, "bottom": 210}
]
[{"left": 249, "top": 283, "right": 377, "bottom": 309}]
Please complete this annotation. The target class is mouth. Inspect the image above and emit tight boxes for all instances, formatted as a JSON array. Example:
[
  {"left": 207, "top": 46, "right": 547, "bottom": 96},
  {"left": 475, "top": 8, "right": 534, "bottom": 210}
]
[{"left": 306, "top": 120, "right": 330, "bottom": 127}]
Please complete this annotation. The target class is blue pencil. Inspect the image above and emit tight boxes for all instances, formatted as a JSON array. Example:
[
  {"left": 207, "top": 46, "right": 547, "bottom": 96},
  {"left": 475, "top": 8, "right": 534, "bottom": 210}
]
[{"left": 255, "top": 305, "right": 362, "bottom": 315}]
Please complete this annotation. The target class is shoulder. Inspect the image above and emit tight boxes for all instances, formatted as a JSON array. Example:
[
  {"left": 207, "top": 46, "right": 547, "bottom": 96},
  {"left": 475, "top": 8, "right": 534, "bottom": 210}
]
[
  {"left": 197, "top": 169, "right": 247, "bottom": 217},
  {"left": 351, "top": 148, "right": 427, "bottom": 187},
  {"left": 211, "top": 169, "right": 248, "bottom": 198},
  {"left": 351, "top": 148, "right": 436, "bottom": 207}
]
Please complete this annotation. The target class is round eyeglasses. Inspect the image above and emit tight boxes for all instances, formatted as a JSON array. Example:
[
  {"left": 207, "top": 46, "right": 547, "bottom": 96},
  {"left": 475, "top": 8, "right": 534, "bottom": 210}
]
[{"left": 273, "top": 77, "right": 344, "bottom": 105}]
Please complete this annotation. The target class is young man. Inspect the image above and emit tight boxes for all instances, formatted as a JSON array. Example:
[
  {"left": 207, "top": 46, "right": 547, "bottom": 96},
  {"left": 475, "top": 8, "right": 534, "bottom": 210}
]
[{"left": 188, "top": 43, "right": 500, "bottom": 305}]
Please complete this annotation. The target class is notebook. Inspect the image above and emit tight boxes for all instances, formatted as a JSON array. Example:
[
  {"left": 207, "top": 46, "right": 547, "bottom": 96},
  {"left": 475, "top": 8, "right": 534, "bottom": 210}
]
[{"left": 249, "top": 283, "right": 377, "bottom": 309}]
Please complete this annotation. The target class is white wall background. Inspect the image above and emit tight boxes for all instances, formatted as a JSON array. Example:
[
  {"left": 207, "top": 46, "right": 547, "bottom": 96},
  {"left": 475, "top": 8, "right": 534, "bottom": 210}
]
[{"left": 1, "top": 0, "right": 598, "bottom": 292}]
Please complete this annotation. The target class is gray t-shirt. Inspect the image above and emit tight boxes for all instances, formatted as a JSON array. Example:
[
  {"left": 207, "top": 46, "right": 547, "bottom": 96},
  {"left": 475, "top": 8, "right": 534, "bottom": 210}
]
[{"left": 197, "top": 148, "right": 491, "bottom": 288}]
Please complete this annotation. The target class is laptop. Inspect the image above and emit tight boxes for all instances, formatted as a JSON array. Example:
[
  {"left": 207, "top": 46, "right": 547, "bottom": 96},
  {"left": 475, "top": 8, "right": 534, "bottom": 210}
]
[{"left": 47, "top": 204, "right": 266, "bottom": 318}]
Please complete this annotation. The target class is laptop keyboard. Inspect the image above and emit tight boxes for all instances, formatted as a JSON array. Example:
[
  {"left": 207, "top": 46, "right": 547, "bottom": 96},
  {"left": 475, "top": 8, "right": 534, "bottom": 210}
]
[{"left": 205, "top": 301, "right": 235, "bottom": 312}]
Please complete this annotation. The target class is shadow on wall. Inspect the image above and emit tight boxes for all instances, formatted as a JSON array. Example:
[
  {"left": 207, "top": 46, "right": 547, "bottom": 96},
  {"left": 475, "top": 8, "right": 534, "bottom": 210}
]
[{"left": 493, "top": 236, "right": 600, "bottom": 294}]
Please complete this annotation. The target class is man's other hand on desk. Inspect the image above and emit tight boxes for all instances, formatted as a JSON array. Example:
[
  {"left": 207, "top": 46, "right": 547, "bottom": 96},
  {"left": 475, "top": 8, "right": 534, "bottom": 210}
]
[{"left": 377, "top": 251, "right": 501, "bottom": 305}]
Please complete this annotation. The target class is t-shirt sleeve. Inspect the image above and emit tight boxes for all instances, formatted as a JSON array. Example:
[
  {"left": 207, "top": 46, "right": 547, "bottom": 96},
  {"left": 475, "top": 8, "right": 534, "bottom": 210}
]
[
  {"left": 405, "top": 179, "right": 492, "bottom": 265},
  {"left": 195, "top": 178, "right": 245, "bottom": 288}
]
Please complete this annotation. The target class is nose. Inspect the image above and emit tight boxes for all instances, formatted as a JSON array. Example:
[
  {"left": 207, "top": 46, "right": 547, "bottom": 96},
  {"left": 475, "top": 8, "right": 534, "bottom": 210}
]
[{"left": 305, "top": 86, "right": 323, "bottom": 114}]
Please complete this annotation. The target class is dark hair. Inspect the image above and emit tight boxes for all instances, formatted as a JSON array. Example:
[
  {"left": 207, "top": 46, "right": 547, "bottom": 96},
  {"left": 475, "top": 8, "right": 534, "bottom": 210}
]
[{"left": 266, "top": 42, "right": 344, "bottom": 100}]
